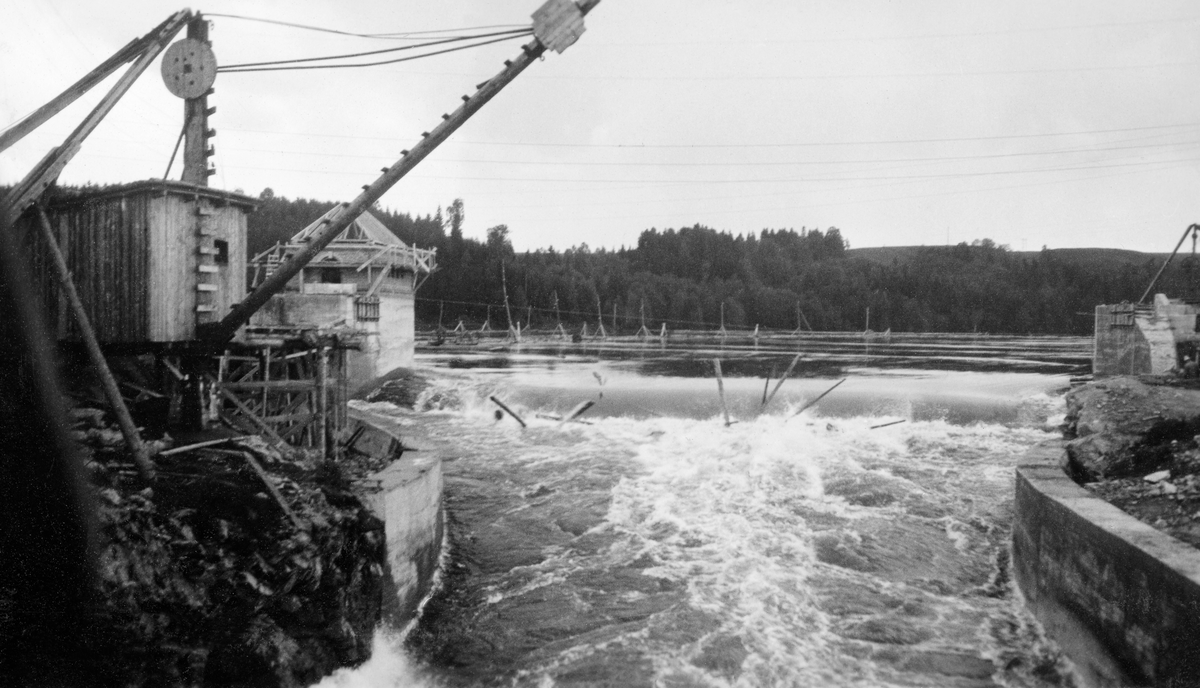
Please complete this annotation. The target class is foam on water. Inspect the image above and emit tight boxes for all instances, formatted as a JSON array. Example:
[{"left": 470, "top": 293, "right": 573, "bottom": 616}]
[
  {"left": 312, "top": 628, "right": 438, "bottom": 688},
  {"left": 325, "top": 371, "right": 1078, "bottom": 687}
]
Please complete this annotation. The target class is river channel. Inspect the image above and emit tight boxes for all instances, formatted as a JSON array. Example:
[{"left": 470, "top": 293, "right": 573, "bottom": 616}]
[{"left": 320, "top": 333, "right": 1091, "bottom": 688}]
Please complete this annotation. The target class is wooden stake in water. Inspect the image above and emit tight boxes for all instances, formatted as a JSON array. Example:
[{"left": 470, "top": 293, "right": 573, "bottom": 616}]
[
  {"left": 762, "top": 354, "right": 802, "bottom": 410},
  {"left": 713, "top": 359, "right": 735, "bottom": 427},
  {"left": 791, "top": 378, "right": 846, "bottom": 418}
]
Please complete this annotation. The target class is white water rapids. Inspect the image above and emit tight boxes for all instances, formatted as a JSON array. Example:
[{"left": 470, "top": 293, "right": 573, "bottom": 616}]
[{"left": 316, "top": 341, "right": 1086, "bottom": 687}]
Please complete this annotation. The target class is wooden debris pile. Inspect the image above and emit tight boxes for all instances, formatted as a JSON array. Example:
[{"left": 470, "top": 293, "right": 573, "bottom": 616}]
[{"left": 72, "top": 407, "right": 386, "bottom": 687}]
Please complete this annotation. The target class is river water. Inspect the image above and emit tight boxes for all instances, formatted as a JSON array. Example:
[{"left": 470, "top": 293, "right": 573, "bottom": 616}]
[{"left": 318, "top": 333, "right": 1091, "bottom": 688}]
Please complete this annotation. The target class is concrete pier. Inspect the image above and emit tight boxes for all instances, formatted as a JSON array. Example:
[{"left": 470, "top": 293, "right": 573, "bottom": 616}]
[{"left": 349, "top": 405, "right": 446, "bottom": 624}]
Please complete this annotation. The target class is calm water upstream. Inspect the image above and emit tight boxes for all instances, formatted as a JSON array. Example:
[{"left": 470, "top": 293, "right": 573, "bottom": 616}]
[{"left": 318, "top": 333, "right": 1091, "bottom": 688}]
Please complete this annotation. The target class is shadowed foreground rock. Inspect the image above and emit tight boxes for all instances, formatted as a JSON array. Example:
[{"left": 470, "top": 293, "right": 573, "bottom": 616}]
[{"left": 2, "top": 416, "right": 387, "bottom": 688}]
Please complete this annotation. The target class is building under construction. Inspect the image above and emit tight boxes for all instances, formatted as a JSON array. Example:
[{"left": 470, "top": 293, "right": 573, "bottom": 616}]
[{"left": 249, "top": 206, "right": 436, "bottom": 387}]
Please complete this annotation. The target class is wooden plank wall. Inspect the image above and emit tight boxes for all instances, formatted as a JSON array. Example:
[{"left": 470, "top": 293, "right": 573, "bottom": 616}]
[
  {"left": 24, "top": 195, "right": 152, "bottom": 342},
  {"left": 148, "top": 195, "right": 194, "bottom": 341},
  {"left": 213, "top": 203, "right": 247, "bottom": 320},
  {"left": 147, "top": 194, "right": 247, "bottom": 341},
  {"left": 22, "top": 187, "right": 249, "bottom": 344}
]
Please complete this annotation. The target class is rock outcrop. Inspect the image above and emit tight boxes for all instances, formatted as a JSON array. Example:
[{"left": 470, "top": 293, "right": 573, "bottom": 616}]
[{"left": 1063, "top": 377, "right": 1200, "bottom": 482}]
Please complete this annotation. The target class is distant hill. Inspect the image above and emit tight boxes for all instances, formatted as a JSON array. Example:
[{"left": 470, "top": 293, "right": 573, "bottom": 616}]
[{"left": 847, "top": 245, "right": 1173, "bottom": 270}]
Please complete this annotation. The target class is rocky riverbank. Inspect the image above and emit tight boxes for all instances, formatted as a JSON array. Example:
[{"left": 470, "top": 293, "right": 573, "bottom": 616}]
[
  {"left": 3, "top": 409, "right": 387, "bottom": 687},
  {"left": 1063, "top": 375, "right": 1200, "bottom": 547}
]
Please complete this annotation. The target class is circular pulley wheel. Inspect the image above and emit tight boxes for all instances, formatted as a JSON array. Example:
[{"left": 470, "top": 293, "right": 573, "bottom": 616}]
[{"left": 161, "top": 39, "right": 217, "bottom": 99}]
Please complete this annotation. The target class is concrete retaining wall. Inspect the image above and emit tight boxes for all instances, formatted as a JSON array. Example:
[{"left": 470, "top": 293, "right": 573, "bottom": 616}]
[
  {"left": 1013, "top": 441, "right": 1200, "bottom": 687},
  {"left": 347, "top": 409, "right": 445, "bottom": 625}
]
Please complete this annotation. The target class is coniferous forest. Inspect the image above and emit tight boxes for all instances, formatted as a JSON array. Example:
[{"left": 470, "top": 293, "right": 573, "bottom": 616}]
[{"left": 248, "top": 191, "right": 1198, "bottom": 336}]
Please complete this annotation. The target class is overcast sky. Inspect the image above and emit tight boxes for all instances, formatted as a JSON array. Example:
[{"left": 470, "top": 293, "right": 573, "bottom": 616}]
[{"left": 2, "top": 1, "right": 1198, "bottom": 252}]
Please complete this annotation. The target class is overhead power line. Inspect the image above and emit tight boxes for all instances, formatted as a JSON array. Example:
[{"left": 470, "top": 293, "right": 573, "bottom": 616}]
[
  {"left": 218, "top": 28, "right": 531, "bottom": 71},
  {"left": 216, "top": 138, "right": 1200, "bottom": 167},
  {"left": 220, "top": 122, "right": 1200, "bottom": 148},
  {"left": 218, "top": 31, "right": 532, "bottom": 73},
  {"left": 205, "top": 12, "right": 527, "bottom": 40}
]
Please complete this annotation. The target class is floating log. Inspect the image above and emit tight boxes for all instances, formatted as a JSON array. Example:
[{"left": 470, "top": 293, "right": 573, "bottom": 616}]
[
  {"left": 558, "top": 400, "right": 595, "bottom": 429},
  {"left": 488, "top": 395, "right": 527, "bottom": 428},
  {"left": 869, "top": 419, "right": 906, "bottom": 430},
  {"left": 791, "top": 378, "right": 846, "bottom": 418}
]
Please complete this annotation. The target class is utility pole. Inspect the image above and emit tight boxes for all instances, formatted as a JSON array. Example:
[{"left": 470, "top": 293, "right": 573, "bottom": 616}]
[{"left": 181, "top": 15, "right": 216, "bottom": 185}]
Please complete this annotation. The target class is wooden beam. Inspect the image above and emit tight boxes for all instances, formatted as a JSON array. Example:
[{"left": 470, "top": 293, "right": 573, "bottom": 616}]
[
  {"left": 0, "top": 30, "right": 151, "bottom": 154},
  {"left": 791, "top": 379, "right": 847, "bottom": 418},
  {"left": 221, "top": 380, "right": 315, "bottom": 392},
  {"left": 238, "top": 450, "right": 303, "bottom": 529},
  {"left": 34, "top": 206, "right": 155, "bottom": 483},
  {"left": 216, "top": 386, "right": 291, "bottom": 450},
  {"left": 157, "top": 435, "right": 253, "bottom": 457}
]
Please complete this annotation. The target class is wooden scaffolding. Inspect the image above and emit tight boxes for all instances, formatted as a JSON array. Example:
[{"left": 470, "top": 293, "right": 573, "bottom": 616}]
[{"left": 209, "top": 329, "right": 354, "bottom": 458}]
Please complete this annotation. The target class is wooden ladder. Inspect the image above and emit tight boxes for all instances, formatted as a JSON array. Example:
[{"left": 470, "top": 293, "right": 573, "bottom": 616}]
[{"left": 195, "top": 202, "right": 218, "bottom": 324}]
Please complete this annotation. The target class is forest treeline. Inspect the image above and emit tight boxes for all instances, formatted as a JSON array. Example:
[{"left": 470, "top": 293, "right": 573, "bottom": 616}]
[{"left": 248, "top": 191, "right": 1198, "bottom": 336}]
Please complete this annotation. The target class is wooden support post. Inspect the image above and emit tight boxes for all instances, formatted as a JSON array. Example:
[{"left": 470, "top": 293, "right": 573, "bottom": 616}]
[
  {"left": 318, "top": 347, "right": 329, "bottom": 457},
  {"left": 262, "top": 346, "right": 270, "bottom": 417},
  {"left": 713, "top": 359, "right": 734, "bottom": 427},
  {"left": 595, "top": 296, "right": 607, "bottom": 339},
  {"left": 34, "top": 206, "right": 155, "bottom": 482},
  {"left": 501, "top": 262, "right": 516, "bottom": 333}
]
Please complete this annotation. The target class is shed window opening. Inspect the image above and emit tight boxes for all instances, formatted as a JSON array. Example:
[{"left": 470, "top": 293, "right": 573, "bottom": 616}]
[
  {"left": 214, "top": 239, "right": 229, "bottom": 265},
  {"left": 320, "top": 267, "right": 342, "bottom": 283}
]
